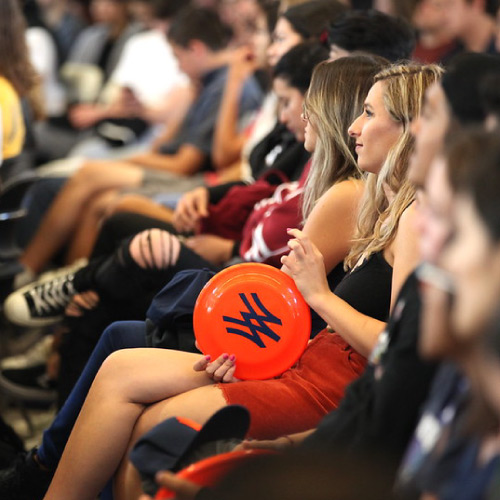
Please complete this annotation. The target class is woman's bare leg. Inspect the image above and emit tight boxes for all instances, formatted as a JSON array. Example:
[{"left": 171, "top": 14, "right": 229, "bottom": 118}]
[
  {"left": 115, "top": 385, "right": 229, "bottom": 500},
  {"left": 43, "top": 348, "right": 217, "bottom": 500},
  {"left": 64, "top": 189, "right": 122, "bottom": 264},
  {"left": 20, "top": 161, "right": 144, "bottom": 274}
]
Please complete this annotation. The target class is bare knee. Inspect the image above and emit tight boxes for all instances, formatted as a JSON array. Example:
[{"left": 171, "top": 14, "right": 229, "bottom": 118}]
[
  {"left": 95, "top": 350, "right": 138, "bottom": 395},
  {"left": 129, "top": 229, "right": 181, "bottom": 269},
  {"left": 66, "top": 162, "right": 106, "bottom": 195},
  {"left": 87, "top": 190, "right": 120, "bottom": 220}
]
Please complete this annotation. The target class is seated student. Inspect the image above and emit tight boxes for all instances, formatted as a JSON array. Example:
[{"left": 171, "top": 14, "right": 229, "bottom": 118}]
[
  {"left": 64, "top": 0, "right": 193, "bottom": 160},
  {"left": 327, "top": 8, "right": 416, "bottom": 63},
  {"left": 32, "top": 62, "right": 436, "bottom": 500},
  {"left": 34, "top": 0, "right": 144, "bottom": 162},
  {"left": 35, "top": 0, "right": 86, "bottom": 62},
  {"left": 0, "top": 0, "right": 41, "bottom": 181},
  {"left": 398, "top": 130, "right": 500, "bottom": 500},
  {"left": 23, "top": 0, "right": 66, "bottom": 120},
  {"left": 411, "top": 0, "right": 464, "bottom": 64},
  {"left": 429, "top": 130, "right": 500, "bottom": 500},
  {"left": 0, "top": 53, "right": 392, "bottom": 500},
  {"left": 392, "top": 57, "right": 500, "bottom": 499},
  {"left": 14, "top": 5, "right": 263, "bottom": 282}
]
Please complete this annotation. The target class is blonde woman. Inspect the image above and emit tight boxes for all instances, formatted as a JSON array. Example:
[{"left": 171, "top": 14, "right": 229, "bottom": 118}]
[{"left": 40, "top": 62, "right": 442, "bottom": 500}]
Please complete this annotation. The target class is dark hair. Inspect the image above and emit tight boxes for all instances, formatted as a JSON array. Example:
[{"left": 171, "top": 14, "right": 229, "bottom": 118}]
[
  {"left": 480, "top": 73, "right": 500, "bottom": 120},
  {"left": 0, "top": 0, "right": 39, "bottom": 98},
  {"left": 167, "top": 7, "right": 232, "bottom": 51},
  {"left": 151, "top": 0, "right": 191, "bottom": 20},
  {"left": 272, "top": 41, "right": 329, "bottom": 94},
  {"left": 328, "top": 10, "right": 416, "bottom": 62},
  {"left": 447, "top": 128, "right": 500, "bottom": 242},
  {"left": 475, "top": 0, "right": 499, "bottom": 16},
  {"left": 282, "top": 0, "right": 347, "bottom": 40},
  {"left": 259, "top": 0, "right": 279, "bottom": 35},
  {"left": 442, "top": 53, "right": 500, "bottom": 124}
]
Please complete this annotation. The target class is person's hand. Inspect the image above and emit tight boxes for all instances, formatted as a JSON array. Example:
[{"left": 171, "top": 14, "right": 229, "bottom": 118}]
[
  {"left": 184, "top": 235, "right": 234, "bottom": 265},
  {"left": 111, "top": 87, "right": 145, "bottom": 118},
  {"left": 173, "top": 187, "right": 209, "bottom": 233},
  {"left": 193, "top": 353, "right": 240, "bottom": 383},
  {"left": 280, "top": 229, "right": 330, "bottom": 306},
  {"left": 65, "top": 291, "right": 100, "bottom": 317},
  {"left": 68, "top": 104, "right": 104, "bottom": 129},
  {"left": 233, "top": 436, "right": 292, "bottom": 452},
  {"left": 228, "top": 46, "right": 258, "bottom": 84},
  {"left": 138, "top": 471, "right": 202, "bottom": 500}
]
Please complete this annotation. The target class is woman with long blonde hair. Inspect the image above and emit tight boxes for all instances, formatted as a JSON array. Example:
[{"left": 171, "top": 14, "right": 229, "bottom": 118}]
[{"left": 38, "top": 62, "right": 442, "bottom": 500}]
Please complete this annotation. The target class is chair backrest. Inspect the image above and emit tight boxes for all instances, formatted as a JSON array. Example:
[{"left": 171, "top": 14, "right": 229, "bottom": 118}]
[
  {"left": 0, "top": 172, "right": 38, "bottom": 213},
  {"left": 0, "top": 172, "right": 38, "bottom": 261}
]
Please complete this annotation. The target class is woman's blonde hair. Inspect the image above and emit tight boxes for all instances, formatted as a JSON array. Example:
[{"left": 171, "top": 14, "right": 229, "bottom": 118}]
[
  {"left": 345, "top": 62, "right": 444, "bottom": 269},
  {"left": 301, "top": 55, "right": 389, "bottom": 220}
]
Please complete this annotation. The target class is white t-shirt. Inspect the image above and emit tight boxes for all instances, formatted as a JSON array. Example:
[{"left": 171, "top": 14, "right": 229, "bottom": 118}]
[
  {"left": 26, "top": 27, "right": 67, "bottom": 116},
  {"left": 109, "top": 29, "right": 188, "bottom": 107}
]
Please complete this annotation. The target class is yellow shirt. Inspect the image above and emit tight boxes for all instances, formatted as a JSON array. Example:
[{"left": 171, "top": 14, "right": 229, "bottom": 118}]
[{"left": 0, "top": 76, "right": 25, "bottom": 162}]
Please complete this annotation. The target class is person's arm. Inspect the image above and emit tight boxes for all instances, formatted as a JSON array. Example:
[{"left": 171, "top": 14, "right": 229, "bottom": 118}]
[
  {"left": 385, "top": 203, "right": 421, "bottom": 309},
  {"left": 126, "top": 145, "right": 205, "bottom": 176},
  {"left": 301, "top": 179, "right": 364, "bottom": 273},
  {"left": 212, "top": 47, "right": 258, "bottom": 170},
  {"left": 138, "top": 84, "right": 195, "bottom": 126},
  {"left": 282, "top": 204, "right": 420, "bottom": 358}
]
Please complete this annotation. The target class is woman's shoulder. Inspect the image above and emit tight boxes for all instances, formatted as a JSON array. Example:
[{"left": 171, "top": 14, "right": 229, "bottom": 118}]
[
  {"left": 398, "top": 199, "right": 418, "bottom": 228},
  {"left": 322, "top": 177, "right": 365, "bottom": 202}
]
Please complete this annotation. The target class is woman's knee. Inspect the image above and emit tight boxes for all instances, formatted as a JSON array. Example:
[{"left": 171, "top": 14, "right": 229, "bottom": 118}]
[
  {"left": 65, "top": 162, "right": 104, "bottom": 194},
  {"left": 95, "top": 349, "right": 139, "bottom": 392},
  {"left": 129, "top": 229, "right": 181, "bottom": 269}
]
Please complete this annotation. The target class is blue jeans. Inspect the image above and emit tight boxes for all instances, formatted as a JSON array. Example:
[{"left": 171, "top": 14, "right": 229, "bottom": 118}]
[{"left": 37, "top": 320, "right": 148, "bottom": 469}]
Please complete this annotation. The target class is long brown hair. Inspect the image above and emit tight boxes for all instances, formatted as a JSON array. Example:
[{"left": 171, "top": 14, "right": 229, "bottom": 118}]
[
  {"left": 301, "top": 55, "right": 389, "bottom": 219},
  {"left": 0, "top": 0, "right": 42, "bottom": 114}
]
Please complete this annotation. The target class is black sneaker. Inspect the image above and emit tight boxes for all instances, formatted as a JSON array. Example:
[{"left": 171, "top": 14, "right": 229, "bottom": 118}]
[
  {"left": 3, "top": 274, "right": 77, "bottom": 327},
  {"left": 0, "top": 364, "right": 57, "bottom": 404},
  {"left": 0, "top": 449, "right": 53, "bottom": 500}
]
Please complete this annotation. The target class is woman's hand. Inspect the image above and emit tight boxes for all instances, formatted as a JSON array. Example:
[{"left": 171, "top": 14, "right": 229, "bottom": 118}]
[
  {"left": 227, "top": 46, "right": 258, "bottom": 85},
  {"left": 173, "top": 187, "right": 209, "bottom": 233},
  {"left": 138, "top": 471, "right": 201, "bottom": 500},
  {"left": 280, "top": 229, "right": 331, "bottom": 307},
  {"left": 233, "top": 436, "right": 293, "bottom": 452},
  {"left": 65, "top": 291, "right": 100, "bottom": 317},
  {"left": 193, "top": 353, "right": 240, "bottom": 383}
]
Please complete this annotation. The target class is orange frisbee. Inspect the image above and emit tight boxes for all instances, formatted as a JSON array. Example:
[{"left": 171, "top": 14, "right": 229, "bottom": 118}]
[
  {"left": 155, "top": 449, "right": 276, "bottom": 499},
  {"left": 193, "top": 262, "right": 311, "bottom": 380}
]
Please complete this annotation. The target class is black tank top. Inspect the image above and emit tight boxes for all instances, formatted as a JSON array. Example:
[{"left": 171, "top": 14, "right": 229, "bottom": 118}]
[{"left": 334, "top": 251, "right": 393, "bottom": 323}]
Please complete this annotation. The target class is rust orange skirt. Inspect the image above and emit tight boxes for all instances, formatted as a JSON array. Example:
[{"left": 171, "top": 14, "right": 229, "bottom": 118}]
[{"left": 219, "top": 329, "right": 366, "bottom": 439}]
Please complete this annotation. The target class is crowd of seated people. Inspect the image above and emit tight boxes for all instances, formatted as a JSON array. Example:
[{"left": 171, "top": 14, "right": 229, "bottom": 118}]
[{"left": 1, "top": 0, "right": 500, "bottom": 499}]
